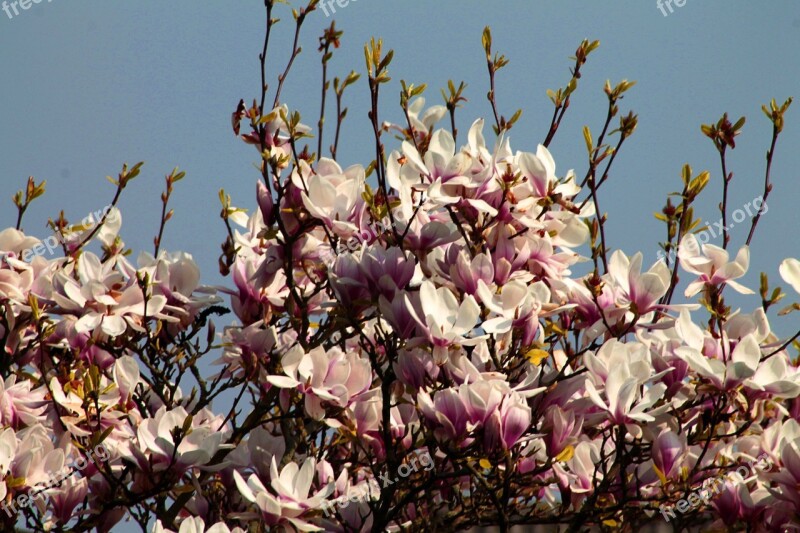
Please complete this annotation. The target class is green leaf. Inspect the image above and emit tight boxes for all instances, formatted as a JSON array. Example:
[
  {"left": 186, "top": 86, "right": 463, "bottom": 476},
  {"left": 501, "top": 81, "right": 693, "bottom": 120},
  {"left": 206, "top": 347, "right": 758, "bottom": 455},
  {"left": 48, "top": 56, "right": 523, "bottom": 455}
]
[{"left": 583, "top": 125, "right": 593, "bottom": 155}]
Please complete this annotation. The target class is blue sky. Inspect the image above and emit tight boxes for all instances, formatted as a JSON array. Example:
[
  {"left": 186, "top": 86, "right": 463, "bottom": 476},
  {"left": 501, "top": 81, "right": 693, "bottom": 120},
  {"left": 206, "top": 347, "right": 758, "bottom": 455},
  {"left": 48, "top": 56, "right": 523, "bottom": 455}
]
[{"left": 1, "top": 0, "right": 799, "bottom": 529}]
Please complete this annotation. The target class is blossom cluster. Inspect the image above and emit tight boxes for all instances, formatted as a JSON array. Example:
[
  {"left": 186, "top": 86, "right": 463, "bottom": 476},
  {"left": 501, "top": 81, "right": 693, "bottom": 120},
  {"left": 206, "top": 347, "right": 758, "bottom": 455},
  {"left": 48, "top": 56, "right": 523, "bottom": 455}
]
[
  {"left": 211, "top": 89, "right": 800, "bottom": 530},
  {"left": 1, "top": 443, "right": 110, "bottom": 517}
]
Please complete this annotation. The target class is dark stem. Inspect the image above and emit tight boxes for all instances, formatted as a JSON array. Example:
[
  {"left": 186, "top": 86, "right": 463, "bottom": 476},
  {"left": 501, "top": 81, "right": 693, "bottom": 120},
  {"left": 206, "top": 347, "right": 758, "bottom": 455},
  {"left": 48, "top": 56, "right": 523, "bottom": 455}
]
[{"left": 746, "top": 123, "right": 779, "bottom": 246}]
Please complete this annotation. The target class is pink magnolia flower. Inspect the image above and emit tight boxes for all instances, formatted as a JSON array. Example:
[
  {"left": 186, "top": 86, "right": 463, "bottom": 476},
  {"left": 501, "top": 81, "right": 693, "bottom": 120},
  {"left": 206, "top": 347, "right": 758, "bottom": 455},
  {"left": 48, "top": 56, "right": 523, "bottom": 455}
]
[
  {"left": 360, "top": 245, "right": 416, "bottom": 298},
  {"left": 553, "top": 439, "right": 604, "bottom": 508},
  {"left": 584, "top": 340, "right": 668, "bottom": 430},
  {"left": 49, "top": 373, "right": 134, "bottom": 443},
  {"left": 461, "top": 380, "right": 505, "bottom": 426},
  {"left": 7, "top": 424, "right": 68, "bottom": 491},
  {"left": 543, "top": 408, "right": 583, "bottom": 458},
  {"left": 606, "top": 250, "right": 670, "bottom": 316},
  {"left": 651, "top": 429, "right": 687, "bottom": 481},
  {"left": 300, "top": 159, "right": 366, "bottom": 238},
  {"left": 449, "top": 251, "right": 494, "bottom": 296},
  {"left": 769, "top": 437, "right": 800, "bottom": 510},
  {"left": 228, "top": 425, "right": 286, "bottom": 483},
  {"left": 52, "top": 252, "right": 168, "bottom": 336},
  {"left": 239, "top": 104, "right": 308, "bottom": 166},
  {"left": 405, "top": 96, "right": 447, "bottom": 134},
  {"left": 233, "top": 457, "right": 333, "bottom": 531},
  {"left": 476, "top": 279, "right": 564, "bottom": 340},
  {"left": 401, "top": 128, "right": 472, "bottom": 187},
  {"left": 678, "top": 234, "right": 753, "bottom": 296},
  {"left": 394, "top": 348, "right": 439, "bottom": 389},
  {"left": 127, "top": 250, "right": 220, "bottom": 325},
  {"left": 256, "top": 180, "right": 274, "bottom": 225},
  {"left": 266, "top": 346, "right": 372, "bottom": 420},
  {"left": 711, "top": 480, "right": 767, "bottom": 528},
  {"left": 45, "top": 477, "right": 89, "bottom": 526},
  {"left": 418, "top": 388, "right": 470, "bottom": 441},
  {"left": 676, "top": 330, "right": 763, "bottom": 390},
  {"left": 515, "top": 145, "right": 563, "bottom": 201},
  {"left": 484, "top": 392, "right": 532, "bottom": 450},
  {"left": 406, "top": 281, "right": 481, "bottom": 363},
  {"left": 0, "top": 375, "right": 47, "bottom": 428},
  {"left": 225, "top": 251, "right": 288, "bottom": 324},
  {"left": 0, "top": 228, "right": 40, "bottom": 257},
  {"left": 134, "top": 406, "right": 231, "bottom": 473}
]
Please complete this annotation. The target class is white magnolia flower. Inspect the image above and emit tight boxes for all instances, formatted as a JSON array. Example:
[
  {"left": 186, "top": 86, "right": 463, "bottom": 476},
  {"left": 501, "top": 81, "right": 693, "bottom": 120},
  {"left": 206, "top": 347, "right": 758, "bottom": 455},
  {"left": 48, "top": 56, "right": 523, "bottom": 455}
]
[
  {"left": 153, "top": 517, "right": 244, "bottom": 533},
  {"left": 406, "top": 280, "right": 481, "bottom": 363},
  {"left": 266, "top": 346, "right": 371, "bottom": 420},
  {"left": 606, "top": 250, "right": 670, "bottom": 315},
  {"left": 53, "top": 252, "right": 168, "bottom": 336},
  {"left": 136, "top": 406, "right": 230, "bottom": 471},
  {"left": 584, "top": 340, "right": 669, "bottom": 433},
  {"left": 300, "top": 159, "right": 365, "bottom": 237},
  {"left": 780, "top": 258, "right": 800, "bottom": 294},
  {"left": 406, "top": 96, "right": 447, "bottom": 133},
  {"left": 476, "top": 279, "right": 564, "bottom": 334},
  {"left": 677, "top": 332, "right": 762, "bottom": 390},
  {"left": 678, "top": 234, "right": 753, "bottom": 296},
  {"left": 234, "top": 457, "right": 333, "bottom": 531}
]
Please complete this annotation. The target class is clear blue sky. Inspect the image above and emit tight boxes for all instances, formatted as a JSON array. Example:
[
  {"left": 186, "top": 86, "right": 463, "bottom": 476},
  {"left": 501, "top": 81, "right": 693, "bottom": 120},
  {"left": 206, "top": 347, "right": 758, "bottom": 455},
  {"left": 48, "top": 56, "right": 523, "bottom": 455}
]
[{"left": 1, "top": 1, "right": 799, "bottom": 530}]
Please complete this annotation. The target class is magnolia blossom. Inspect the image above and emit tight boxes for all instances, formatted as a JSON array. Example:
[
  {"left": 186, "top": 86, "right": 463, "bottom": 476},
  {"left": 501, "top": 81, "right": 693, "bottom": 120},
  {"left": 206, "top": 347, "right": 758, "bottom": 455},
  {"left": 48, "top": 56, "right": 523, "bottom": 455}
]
[
  {"left": 584, "top": 340, "right": 669, "bottom": 432},
  {"left": 780, "top": 258, "right": 800, "bottom": 294},
  {"left": 476, "top": 279, "right": 564, "bottom": 340},
  {"left": 133, "top": 406, "right": 230, "bottom": 472},
  {"left": 651, "top": 429, "right": 687, "bottom": 481},
  {"left": 543, "top": 408, "right": 583, "bottom": 459},
  {"left": 266, "top": 345, "right": 372, "bottom": 420},
  {"left": 405, "top": 96, "right": 446, "bottom": 134},
  {"left": 129, "top": 250, "right": 220, "bottom": 324},
  {"left": 0, "top": 375, "right": 47, "bottom": 428},
  {"left": 484, "top": 392, "right": 532, "bottom": 450},
  {"left": 51, "top": 252, "right": 169, "bottom": 336},
  {"left": 407, "top": 281, "right": 481, "bottom": 363},
  {"left": 678, "top": 234, "right": 753, "bottom": 296},
  {"left": 300, "top": 159, "right": 366, "bottom": 237},
  {"left": 233, "top": 457, "right": 333, "bottom": 531},
  {"left": 154, "top": 518, "right": 245, "bottom": 533},
  {"left": 239, "top": 104, "right": 309, "bottom": 166},
  {"left": 606, "top": 250, "right": 670, "bottom": 316},
  {"left": 676, "top": 326, "right": 764, "bottom": 391}
]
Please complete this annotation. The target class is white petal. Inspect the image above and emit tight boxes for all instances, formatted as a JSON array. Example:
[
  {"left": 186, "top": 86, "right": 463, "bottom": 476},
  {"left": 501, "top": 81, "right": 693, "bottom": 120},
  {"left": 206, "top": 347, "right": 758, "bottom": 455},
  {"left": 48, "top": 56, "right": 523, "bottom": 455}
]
[{"left": 780, "top": 258, "right": 800, "bottom": 294}]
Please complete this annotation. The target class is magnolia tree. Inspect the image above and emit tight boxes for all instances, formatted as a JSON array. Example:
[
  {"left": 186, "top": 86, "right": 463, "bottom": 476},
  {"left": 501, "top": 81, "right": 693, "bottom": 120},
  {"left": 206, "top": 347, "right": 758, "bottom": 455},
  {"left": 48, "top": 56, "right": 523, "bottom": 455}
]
[{"left": 2, "top": 1, "right": 800, "bottom": 532}]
